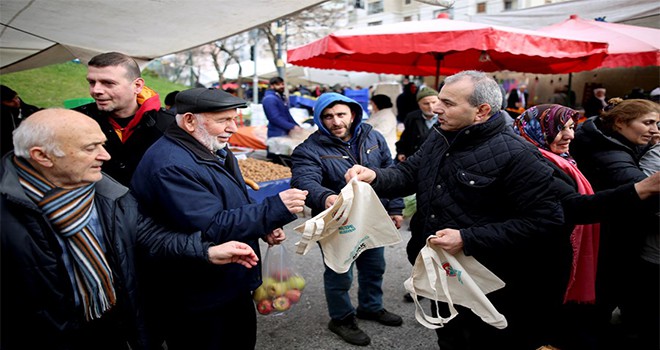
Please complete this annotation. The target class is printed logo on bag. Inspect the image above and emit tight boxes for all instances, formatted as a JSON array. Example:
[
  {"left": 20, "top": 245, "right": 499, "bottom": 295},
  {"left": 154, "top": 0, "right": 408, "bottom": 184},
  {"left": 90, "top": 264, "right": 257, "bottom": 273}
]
[
  {"left": 442, "top": 262, "right": 463, "bottom": 284},
  {"left": 338, "top": 224, "right": 356, "bottom": 234},
  {"left": 344, "top": 236, "right": 369, "bottom": 265}
]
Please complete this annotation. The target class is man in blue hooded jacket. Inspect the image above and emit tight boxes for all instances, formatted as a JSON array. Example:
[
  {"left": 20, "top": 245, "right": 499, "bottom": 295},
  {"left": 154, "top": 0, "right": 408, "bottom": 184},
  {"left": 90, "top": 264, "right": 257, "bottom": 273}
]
[{"left": 290, "top": 92, "right": 404, "bottom": 347}]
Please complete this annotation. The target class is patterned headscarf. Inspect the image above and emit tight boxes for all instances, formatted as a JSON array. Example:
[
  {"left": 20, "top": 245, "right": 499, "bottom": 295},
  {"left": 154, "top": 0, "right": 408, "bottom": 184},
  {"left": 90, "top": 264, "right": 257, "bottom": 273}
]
[{"left": 514, "top": 104, "right": 580, "bottom": 158}]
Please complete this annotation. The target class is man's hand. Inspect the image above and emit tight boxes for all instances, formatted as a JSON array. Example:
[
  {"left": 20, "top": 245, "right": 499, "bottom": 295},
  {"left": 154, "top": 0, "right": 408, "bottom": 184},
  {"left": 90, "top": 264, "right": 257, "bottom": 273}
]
[
  {"left": 345, "top": 165, "right": 376, "bottom": 184},
  {"left": 279, "top": 189, "right": 308, "bottom": 214},
  {"left": 289, "top": 125, "right": 304, "bottom": 136},
  {"left": 325, "top": 194, "right": 338, "bottom": 209},
  {"left": 207, "top": 241, "right": 259, "bottom": 268},
  {"left": 396, "top": 154, "right": 406, "bottom": 163},
  {"left": 428, "top": 228, "right": 463, "bottom": 255},
  {"left": 390, "top": 215, "right": 404, "bottom": 229},
  {"left": 263, "top": 228, "right": 286, "bottom": 246}
]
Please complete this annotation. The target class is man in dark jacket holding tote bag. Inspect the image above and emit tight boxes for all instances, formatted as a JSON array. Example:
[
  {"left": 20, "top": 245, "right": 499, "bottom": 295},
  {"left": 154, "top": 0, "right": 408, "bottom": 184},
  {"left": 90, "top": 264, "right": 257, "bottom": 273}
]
[
  {"left": 291, "top": 92, "right": 404, "bottom": 347},
  {"left": 347, "top": 71, "right": 568, "bottom": 350}
]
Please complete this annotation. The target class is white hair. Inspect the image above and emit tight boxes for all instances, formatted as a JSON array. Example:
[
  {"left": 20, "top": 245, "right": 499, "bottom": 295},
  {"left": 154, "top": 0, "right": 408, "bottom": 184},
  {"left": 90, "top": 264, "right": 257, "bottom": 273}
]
[
  {"left": 12, "top": 116, "right": 64, "bottom": 158},
  {"left": 444, "top": 70, "right": 502, "bottom": 116}
]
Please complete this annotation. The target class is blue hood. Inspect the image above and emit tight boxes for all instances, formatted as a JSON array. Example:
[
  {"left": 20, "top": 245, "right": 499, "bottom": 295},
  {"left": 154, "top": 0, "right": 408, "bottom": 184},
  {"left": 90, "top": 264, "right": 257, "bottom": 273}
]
[{"left": 313, "top": 92, "right": 363, "bottom": 138}]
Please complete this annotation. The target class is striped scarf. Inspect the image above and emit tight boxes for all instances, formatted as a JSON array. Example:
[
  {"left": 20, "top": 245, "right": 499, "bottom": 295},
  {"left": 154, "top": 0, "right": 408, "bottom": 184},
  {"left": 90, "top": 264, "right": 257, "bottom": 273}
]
[{"left": 13, "top": 156, "right": 117, "bottom": 320}]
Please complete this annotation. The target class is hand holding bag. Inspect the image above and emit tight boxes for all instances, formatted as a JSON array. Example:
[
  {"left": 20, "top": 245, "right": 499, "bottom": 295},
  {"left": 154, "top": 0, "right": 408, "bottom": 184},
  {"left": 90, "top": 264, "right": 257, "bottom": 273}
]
[
  {"left": 294, "top": 177, "right": 402, "bottom": 273},
  {"left": 404, "top": 236, "right": 508, "bottom": 329}
]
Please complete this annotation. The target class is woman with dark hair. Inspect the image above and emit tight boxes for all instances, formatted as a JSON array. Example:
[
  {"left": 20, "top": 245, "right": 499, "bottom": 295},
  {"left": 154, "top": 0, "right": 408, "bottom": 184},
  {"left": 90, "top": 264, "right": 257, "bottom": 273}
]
[
  {"left": 514, "top": 104, "right": 660, "bottom": 349},
  {"left": 570, "top": 98, "right": 660, "bottom": 350}
]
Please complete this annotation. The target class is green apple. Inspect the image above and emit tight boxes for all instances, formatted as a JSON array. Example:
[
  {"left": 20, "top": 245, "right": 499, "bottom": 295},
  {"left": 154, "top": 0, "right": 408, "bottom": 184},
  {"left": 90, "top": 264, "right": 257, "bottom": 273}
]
[
  {"left": 287, "top": 275, "right": 306, "bottom": 291},
  {"left": 266, "top": 282, "right": 287, "bottom": 297},
  {"left": 253, "top": 285, "right": 268, "bottom": 302},
  {"left": 272, "top": 296, "right": 291, "bottom": 311}
]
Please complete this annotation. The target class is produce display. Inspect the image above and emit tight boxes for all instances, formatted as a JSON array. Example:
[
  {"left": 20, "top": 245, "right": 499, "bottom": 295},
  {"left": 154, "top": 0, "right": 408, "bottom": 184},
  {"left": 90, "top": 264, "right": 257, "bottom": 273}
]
[
  {"left": 237, "top": 158, "right": 292, "bottom": 183},
  {"left": 253, "top": 270, "right": 306, "bottom": 315}
]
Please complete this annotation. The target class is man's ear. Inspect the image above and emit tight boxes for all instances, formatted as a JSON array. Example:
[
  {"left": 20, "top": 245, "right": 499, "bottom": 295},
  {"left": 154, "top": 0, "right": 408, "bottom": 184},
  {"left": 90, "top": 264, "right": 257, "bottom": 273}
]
[
  {"left": 181, "top": 113, "right": 197, "bottom": 132},
  {"left": 474, "top": 103, "right": 492, "bottom": 123},
  {"left": 134, "top": 77, "right": 145, "bottom": 95},
  {"left": 29, "top": 147, "right": 54, "bottom": 168}
]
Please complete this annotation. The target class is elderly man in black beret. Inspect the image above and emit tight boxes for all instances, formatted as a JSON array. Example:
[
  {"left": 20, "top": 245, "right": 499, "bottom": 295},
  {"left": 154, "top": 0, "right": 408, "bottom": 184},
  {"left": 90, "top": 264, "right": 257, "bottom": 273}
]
[{"left": 130, "top": 88, "right": 308, "bottom": 350}]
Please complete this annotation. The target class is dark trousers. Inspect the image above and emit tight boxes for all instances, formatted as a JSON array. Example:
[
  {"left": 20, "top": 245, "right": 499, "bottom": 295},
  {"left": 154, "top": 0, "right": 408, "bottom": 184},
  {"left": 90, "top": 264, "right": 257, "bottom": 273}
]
[{"left": 164, "top": 292, "right": 257, "bottom": 350}]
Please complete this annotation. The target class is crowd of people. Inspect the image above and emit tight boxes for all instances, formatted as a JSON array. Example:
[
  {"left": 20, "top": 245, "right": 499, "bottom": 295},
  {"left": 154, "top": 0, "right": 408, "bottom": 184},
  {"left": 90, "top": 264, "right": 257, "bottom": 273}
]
[{"left": 1, "top": 51, "right": 659, "bottom": 350}]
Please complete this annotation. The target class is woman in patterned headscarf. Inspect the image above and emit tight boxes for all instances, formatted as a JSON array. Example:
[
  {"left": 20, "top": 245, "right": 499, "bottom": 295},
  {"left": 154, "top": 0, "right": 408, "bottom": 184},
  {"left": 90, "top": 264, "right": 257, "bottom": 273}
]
[{"left": 514, "top": 104, "right": 660, "bottom": 349}]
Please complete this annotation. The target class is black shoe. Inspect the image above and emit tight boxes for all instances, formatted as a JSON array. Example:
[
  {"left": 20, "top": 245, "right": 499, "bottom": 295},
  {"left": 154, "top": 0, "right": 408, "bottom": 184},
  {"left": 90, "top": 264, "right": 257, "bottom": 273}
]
[
  {"left": 356, "top": 308, "right": 403, "bottom": 327},
  {"left": 403, "top": 293, "right": 425, "bottom": 303},
  {"left": 328, "top": 316, "right": 371, "bottom": 346}
]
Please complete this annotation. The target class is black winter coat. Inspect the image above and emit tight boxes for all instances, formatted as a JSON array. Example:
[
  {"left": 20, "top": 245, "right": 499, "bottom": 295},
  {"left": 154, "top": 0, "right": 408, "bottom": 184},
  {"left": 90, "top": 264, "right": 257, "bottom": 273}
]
[
  {"left": 371, "top": 114, "right": 569, "bottom": 340},
  {"left": 395, "top": 110, "right": 432, "bottom": 159},
  {"left": 75, "top": 103, "right": 174, "bottom": 186},
  {"left": 0, "top": 154, "right": 211, "bottom": 350}
]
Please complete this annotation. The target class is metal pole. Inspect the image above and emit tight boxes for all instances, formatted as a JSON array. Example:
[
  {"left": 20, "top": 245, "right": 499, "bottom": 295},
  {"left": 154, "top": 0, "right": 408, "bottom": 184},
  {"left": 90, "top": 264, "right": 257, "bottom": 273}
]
[
  {"left": 252, "top": 30, "right": 259, "bottom": 105},
  {"left": 276, "top": 20, "right": 285, "bottom": 79}
]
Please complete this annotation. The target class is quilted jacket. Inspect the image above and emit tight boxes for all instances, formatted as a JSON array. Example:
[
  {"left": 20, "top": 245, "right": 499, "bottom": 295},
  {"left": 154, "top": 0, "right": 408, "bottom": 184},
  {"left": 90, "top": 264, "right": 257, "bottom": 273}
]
[
  {"left": 291, "top": 93, "right": 403, "bottom": 217},
  {"left": 0, "top": 154, "right": 211, "bottom": 349},
  {"left": 371, "top": 113, "right": 566, "bottom": 286}
]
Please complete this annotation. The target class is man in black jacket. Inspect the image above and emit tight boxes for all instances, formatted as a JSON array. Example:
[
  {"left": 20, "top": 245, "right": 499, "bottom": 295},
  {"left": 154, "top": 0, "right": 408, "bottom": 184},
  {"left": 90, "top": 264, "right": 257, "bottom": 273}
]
[
  {"left": 0, "top": 108, "right": 259, "bottom": 350},
  {"left": 1, "top": 84, "right": 41, "bottom": 156},
  {"left": 347, "top": 71, "right": 567, "bottom": 350},
  {"left": 394, "top": 87, "right": 438, "bottom": 162},
  {"left": 76, "top": 52, "right": 174, "bottom": 186}
]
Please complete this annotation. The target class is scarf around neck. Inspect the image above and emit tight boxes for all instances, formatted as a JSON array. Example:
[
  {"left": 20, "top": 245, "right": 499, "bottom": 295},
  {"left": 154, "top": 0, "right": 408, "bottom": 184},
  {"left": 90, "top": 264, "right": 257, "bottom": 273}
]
[{"left": 13, "top": 156, "right": 117, "bottom": 319}]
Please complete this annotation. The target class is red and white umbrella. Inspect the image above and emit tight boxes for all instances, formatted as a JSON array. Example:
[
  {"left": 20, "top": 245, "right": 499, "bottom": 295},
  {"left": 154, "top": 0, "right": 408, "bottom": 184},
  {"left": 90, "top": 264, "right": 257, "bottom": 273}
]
[
  {"left": 287, "top": 17, "right": 608, "bottom": 86},
  {"left": 539, "top": 14, "right": 660, "bottom": 69}
]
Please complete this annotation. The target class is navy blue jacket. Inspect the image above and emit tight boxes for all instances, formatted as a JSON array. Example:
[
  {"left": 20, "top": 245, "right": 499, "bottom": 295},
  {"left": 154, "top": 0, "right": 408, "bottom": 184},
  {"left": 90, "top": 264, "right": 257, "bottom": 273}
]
[
  {"left": 130, "top": 125, "right": 297, "bottom": 311},
  {"left": 291, "top": 93, "right": 403, "bottom": 217},
  {"left": 263, "top": 89, "right": 299, "bottom": 138}
]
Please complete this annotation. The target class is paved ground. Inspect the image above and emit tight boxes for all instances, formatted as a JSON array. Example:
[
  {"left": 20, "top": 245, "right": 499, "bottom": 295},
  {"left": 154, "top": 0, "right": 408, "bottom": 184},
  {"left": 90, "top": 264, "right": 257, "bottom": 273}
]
[{"left": 254, "top": 215, "right": 438, "bottom": 350}]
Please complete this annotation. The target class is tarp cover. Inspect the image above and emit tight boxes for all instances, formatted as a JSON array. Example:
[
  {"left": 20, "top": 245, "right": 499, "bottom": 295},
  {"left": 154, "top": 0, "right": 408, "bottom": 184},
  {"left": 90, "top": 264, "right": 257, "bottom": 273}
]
[{"left": 0, "top": 0, "right": 326, "bottom": 73}]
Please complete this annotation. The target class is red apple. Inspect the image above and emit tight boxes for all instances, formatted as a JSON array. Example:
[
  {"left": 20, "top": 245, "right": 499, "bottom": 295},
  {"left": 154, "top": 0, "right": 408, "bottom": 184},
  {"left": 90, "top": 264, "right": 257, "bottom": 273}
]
[
  {"left": 256, "top": 299, "right": 273, "bottom": 315},
  {"left": 270, "top": 269, "right": 292, "bottom": 281},
  {"left": 272, "top": 296, "right": 291, "bottom": 311},
  {"left": 284, "top": 289, "right": 301, "bottom": 304}
]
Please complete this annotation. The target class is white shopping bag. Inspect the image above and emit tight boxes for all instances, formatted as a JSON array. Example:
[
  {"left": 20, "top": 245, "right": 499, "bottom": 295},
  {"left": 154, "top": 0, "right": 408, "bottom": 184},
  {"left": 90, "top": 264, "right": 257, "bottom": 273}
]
[
  {"left": 294, "top": 178, "right": 402, "bottom": 273},
  {"left": 404, "top": 236, "right": 508, "bottom": 330}
]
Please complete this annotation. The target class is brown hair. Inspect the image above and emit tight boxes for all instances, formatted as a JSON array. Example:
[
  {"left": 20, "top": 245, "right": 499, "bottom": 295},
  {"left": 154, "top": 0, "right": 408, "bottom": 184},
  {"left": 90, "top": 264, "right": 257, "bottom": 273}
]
[
  {"left": 599, "top": 98, "right": 660, "bottom": 132},
  {"left": 88, "top": 52, "right": 141, "bottom": 81}
]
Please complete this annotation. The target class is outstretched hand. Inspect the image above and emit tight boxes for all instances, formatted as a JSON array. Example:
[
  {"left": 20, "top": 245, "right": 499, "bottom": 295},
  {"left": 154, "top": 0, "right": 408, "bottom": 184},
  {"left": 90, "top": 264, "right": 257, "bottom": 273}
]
[
  {"left": 279, "top": 188, "right": 308, "bottom": 214},
  {"left": 207, "top": 241, "right": 259, "bottom": 268},
  {"left": 344, "top": 165, "right": 376, "bottom": 184}
]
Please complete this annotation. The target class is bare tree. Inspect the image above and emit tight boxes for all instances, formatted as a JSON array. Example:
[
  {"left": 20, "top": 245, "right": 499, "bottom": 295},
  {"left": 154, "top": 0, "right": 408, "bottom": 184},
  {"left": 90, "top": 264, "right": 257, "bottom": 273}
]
[{"left": 259, "top": 0, "right": 348, "bottom": 77}]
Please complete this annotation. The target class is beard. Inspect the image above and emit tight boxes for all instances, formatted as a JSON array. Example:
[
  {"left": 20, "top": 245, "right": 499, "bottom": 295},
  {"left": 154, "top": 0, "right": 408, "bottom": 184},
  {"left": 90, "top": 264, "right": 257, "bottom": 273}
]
[{"left": 195, "top": 126, "right": 227, "bottom": 152}]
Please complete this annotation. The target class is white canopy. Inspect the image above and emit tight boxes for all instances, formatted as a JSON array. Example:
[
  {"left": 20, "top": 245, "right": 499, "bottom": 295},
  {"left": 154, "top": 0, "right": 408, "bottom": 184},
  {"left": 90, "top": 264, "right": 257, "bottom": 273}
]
[
  {"left": 470, "top": 0, "right": 659, "bottom": 30},
  {"left": 0, "top": 0, "right": 326, "bottom": 73}
]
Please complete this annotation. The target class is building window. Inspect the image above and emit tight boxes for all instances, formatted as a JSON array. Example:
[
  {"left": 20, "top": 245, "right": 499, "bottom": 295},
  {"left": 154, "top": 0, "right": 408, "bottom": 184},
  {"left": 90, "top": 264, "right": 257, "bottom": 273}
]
[
  {"left": 368, "top": 21, "right": 383, "bottom": 26},
  {"left": 355, "top": 0, "right": 364, "bottom": 9},
  {"left": 404, "top": 16, "right": 412, "bottom": 21},
  {"left": 368, "top": 0, "right": 384, "bottom": 14},
  {"left": 504, "top": 0, "right": 514, "bottom": 10},
  {"left": 476, "top": 2, "right": 486, "bottom": 13},
  {"left": 405, "top": 0, "right": 412, "bottom": 4}
]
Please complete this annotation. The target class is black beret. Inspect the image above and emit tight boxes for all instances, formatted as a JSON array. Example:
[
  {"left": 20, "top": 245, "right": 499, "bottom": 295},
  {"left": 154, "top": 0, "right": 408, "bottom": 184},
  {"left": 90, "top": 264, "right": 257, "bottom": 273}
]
[{"left": 175, "top": 88, "right": 247, "bottom": 114}]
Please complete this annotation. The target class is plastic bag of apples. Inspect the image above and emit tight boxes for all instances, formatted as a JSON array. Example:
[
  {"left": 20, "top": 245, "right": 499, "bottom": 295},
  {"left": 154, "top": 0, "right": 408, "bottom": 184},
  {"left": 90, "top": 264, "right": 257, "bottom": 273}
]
[{"left": 253, "top": 244, "right": 306, "bottom": 316}]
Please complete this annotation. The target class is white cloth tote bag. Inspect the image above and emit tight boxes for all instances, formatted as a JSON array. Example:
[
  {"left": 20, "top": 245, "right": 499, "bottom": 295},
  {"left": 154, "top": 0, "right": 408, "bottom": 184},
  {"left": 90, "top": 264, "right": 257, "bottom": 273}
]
[
  {"left": 294, "top": 178, "right": 402, "bottom": 273},
  {"left": 404, "top": 236, "right": 508, "bottom": 330}
]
